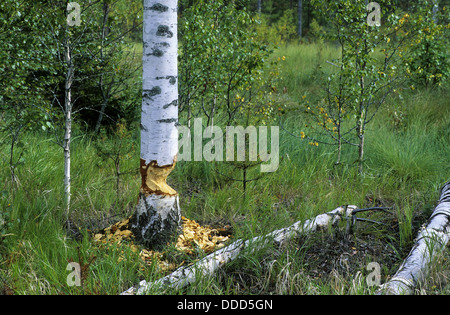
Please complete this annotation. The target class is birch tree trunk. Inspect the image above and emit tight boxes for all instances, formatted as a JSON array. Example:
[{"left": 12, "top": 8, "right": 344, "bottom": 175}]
[
  {"left": 63, "top": 38, "right": 74, "bottom": 219},
  {"left": 378, "top": 182, "right": 450, "bottom": 295},
  {"left": 130, "top": 0, "right": 181, "bottom": 249}
]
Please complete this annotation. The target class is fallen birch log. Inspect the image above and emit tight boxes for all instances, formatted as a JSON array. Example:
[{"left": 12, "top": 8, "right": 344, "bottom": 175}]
[
  {"left": 378, "top": 182, "right": 450, "bottom": 295},
  {"left": 121, "top": 205, "right": 358, "bottom": 295}
]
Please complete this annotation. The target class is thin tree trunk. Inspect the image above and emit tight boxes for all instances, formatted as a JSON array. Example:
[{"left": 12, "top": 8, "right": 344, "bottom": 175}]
[
  {"left": 94, "top": 0, "right": 111, "bottom": 133},
  {"left": 432, "top": 0, "right": 439, "bottom": 24},
  {"left": 63, "top": 38, "right": 74, "bottom": 219},
  {"left": 95, "top": 99, "right": 108, "bottom": 133},
  {"left": 358, "top": 116, "right": 365, "bottom": 173},
  {"left": 130, "top": 0, "right": 181, "bottom": 249},
  {"left": 357, "top": 41, "right": 367, "bottom": 174},
  {"left": 186, "top": 92, "right": 191, "bottom": 129},
  {"left": 298, "top": 0, "right": 302, "bottom": 38},
  {"left": 115, "top": 159, "right": 121, "bottom": 198},
  {"left": 335, "top": 48, "right": 345, "bottom": 165},
  {"left": 8, "top": 125, "right": 24, "bottom": 192},
  {"left": 209, "top": 93, "right": 216, "bottom": 127},
  {"left": 336, "top": 128, "right": 342, "bottom": 165},
  {"left": 336, "top": 94, "right": 342, "bottom": 165},
  {"left": 9, "top": 132, "right": 17, "bottom": 190}
]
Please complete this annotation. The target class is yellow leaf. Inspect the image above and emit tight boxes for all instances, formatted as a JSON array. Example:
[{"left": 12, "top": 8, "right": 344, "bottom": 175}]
[{"left": 120, "top": 230, "right": 133, "bottom": 238}]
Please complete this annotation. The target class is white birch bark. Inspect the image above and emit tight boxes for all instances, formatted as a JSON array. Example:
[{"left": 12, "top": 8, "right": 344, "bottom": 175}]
[
  {"left": 122, "top": 205, "right": 358, "bottom": 295},
  {"left": 378, "top": 182, "right": 450, "bottom": 295},
  {"left": 130, "top": 0, "right": 181, "bottom": 248},
  {"left": 63, "top": 38, "right": 73, "bottom": 218},
  {"left": 140, "top": 0, "right": 178, "bottom": 166}
]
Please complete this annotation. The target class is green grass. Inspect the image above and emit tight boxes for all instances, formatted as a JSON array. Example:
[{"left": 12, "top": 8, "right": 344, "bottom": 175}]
[
  {"left": 278, "top": 42, "right": 340, "bottom": 98},
  {"left": 1, "top": 42, "right": 449, "bottom": 295}
]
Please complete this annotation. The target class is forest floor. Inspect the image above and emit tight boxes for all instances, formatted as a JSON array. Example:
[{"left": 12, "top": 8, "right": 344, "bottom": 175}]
[{"left": 1, "top": 42, "right": 449, "bottom": 295}]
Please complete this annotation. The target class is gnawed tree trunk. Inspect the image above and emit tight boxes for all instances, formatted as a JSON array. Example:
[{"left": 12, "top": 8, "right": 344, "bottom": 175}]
[
  {"left": 122, "top": 205, "right": 358, "bottom": 295},
  {"left": 378, "top": 182, "right": 450, "bottom": 295},
  {"left": 130, "top": 0, "right": 181, "bottom": 249}
]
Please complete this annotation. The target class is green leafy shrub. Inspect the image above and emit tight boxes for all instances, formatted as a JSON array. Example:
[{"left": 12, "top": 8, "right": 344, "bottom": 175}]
[{"left": 400, "top": 1, "right": 449, "bottom": 87}]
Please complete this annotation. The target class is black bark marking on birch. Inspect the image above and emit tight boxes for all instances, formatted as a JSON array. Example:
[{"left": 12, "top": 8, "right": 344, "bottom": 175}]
[
  {"left": 146, "top": 48, "right": 164, "bottom": 57},
  {"left": 163, "top": 99, "right": 178, "bottom": 109},
  {"left": 130, "top": 193, "right": 181, "bottom": 249},
  {"left": 143, "top": 87, "right": 162, "bottom": 100},
  {"left": 140, "top": 123, "right": 148, "bottom": 131},
  {"left": 144, "top": 42, "right": 170, "bottom": 49},
  {"left": 168, "top": 76, "right": 177, "bottom": 85},
  {"left": 157, "top": 118, "right": 178, "bottom": 124},
  {"left": 155, "top": 75, "right": 177, "bottom": 85},
  {"left": 156, "top": 25, "right": 173, "bottom": 38},
  {"left": 144, "top": 3, "right": 168, "bottom": 12}
]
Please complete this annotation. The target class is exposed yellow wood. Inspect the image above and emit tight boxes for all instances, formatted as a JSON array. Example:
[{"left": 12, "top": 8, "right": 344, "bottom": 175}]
[{"left": 140, "top": 158, "right": 177, "bottom": 196}]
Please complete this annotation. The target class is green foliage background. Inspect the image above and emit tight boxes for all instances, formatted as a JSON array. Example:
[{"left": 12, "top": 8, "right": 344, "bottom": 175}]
[{"left": 0, "top": 0, "right": 448, "bottom": 295}]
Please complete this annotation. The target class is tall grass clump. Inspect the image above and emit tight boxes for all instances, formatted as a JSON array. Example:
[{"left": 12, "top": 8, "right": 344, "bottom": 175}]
[{"left": 368, "top": 89, "right": 449, "bottom": 185}]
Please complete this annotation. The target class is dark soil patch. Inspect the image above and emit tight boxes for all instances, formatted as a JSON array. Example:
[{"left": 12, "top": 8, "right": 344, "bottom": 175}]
[
  {"left": 218, "top": 213, "right": 408, "bottom": 294},
  {"left": 293, "top": 228, "right": 400, "bottom": 281}
]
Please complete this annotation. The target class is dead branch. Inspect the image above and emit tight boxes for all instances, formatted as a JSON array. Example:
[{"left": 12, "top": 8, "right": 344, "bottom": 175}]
[
  {"left": 378, "top": 182, "right": 450, "bottom": 295},
  {"left": 121, "top": 205, "right": 358, "bottom": 295}
]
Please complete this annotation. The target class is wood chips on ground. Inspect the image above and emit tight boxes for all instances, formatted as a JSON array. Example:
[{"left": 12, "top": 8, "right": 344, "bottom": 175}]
[{"left": 93, "top": 216, "right": 230, "bottom": 272}]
